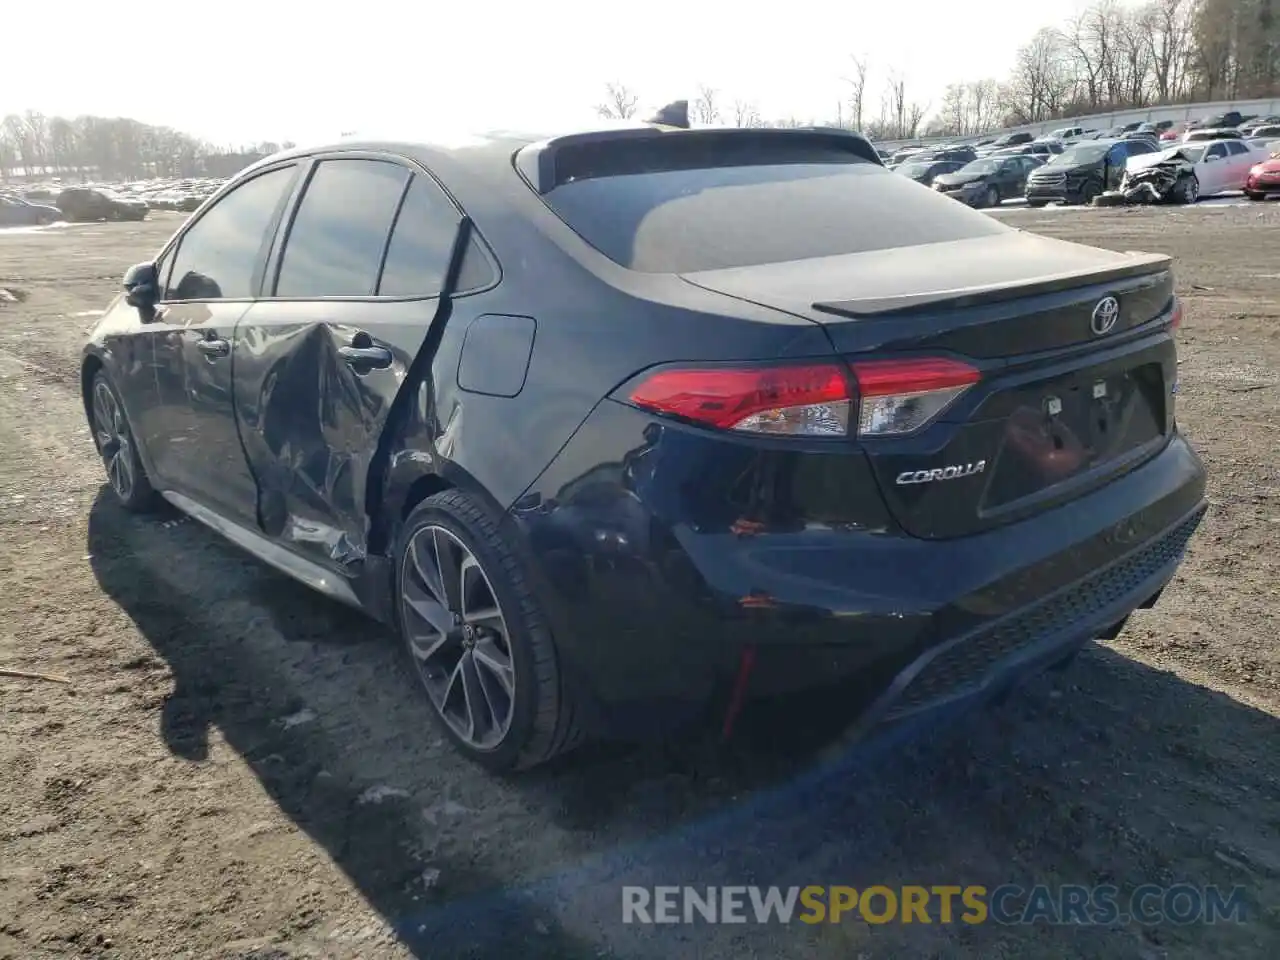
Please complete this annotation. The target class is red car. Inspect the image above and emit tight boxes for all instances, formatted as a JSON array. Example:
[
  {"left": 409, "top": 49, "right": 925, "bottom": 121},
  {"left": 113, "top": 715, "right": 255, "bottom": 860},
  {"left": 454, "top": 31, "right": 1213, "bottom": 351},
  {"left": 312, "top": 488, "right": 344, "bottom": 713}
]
[{"left": 1245, "top": 152, "right": 1280, "bottom": 200}]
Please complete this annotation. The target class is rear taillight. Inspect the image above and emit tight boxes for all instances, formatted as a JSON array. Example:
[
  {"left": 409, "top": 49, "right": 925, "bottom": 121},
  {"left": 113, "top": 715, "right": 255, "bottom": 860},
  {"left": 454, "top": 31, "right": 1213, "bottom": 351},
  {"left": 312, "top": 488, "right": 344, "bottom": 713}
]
[
  {"left": 624, "top": 356, "right": 981, "bottom": 438},
  {"left": 627, "top": 363, "right": 851, "bottom": 437},
  {"left": 1170, "top": 296, "right": 1183, "bottom": 330},
  {"left": 849, "top": 357, "right": 980, "bottom": 436}
]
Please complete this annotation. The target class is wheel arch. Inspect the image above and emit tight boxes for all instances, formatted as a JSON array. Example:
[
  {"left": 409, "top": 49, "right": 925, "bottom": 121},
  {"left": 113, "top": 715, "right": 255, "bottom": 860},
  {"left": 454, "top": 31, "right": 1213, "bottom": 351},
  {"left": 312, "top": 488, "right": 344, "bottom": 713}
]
[
  {"left": 370, "top": 455, "right": 510, "bottom": 558},
  {"left": 80, "top": 352, "right": 106, "bottom": 437}
]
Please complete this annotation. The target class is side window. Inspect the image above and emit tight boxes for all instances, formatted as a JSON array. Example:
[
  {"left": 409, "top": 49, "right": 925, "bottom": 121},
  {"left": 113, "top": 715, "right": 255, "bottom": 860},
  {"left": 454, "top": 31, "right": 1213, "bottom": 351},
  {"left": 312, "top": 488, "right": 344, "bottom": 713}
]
[
  {"left": 1107, "top": 146, "right": 1125, "bottom": 165},
  {"left": 154, "top": 248, "right": 175, "bottom": 296},
  {"left": 376, "top": 174, "right": 462, "bottom": 297},
  {"left": 1206, "top": 142, "right": 1228, "bottom": 160},
  {"left": 1225, "top": 141, "right": 1248, "bottom": 155},
  {"left": 165, "top": 166, "right": 296, "bottom": 301},
  {"left": 274, "top": 159, "right": 409, "bottom": 298}
]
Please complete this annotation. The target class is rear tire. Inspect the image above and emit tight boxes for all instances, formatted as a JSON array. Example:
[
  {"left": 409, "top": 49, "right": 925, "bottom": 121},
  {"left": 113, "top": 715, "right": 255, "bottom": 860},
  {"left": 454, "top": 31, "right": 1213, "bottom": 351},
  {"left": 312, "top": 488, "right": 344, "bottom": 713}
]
[
  {"left": 394, "top": 489, "right": 584, "bottom": 772},
  {"left": 1246, "top": 191, "right": 1266, "bottom": 201},
  {"left": 1026, "top": 199, "right": 1048, "bottom": 208},
  {"left": 90, "top": 371, "right": 157, "bottom": 513}
]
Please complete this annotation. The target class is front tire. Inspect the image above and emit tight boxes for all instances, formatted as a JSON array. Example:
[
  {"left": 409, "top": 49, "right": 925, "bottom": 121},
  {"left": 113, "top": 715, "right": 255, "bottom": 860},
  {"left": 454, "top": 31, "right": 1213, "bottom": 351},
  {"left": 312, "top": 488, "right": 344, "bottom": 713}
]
[
  {"left": 1246, "top": 191, "right": 1266, "bottom": 201},
  {"left": 1177, "top": 175, "right": 1200, "bottom": 204},
  {"left": 984, "top": 186, "right": 1000, "bottom": 209},
  {"left": 394, "top": 490, "right": 582, "bottom": 771},
  {"left": 90, "top": 371, "right": 156, "bottom": 512},
  {"left": 1080, "top": 179, "right": 1102, "bottom": 205}
]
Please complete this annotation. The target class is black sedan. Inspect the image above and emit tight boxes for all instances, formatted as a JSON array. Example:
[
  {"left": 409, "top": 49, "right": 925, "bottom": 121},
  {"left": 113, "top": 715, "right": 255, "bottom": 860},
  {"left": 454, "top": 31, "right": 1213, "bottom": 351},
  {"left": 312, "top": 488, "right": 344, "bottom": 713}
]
[
  {"left": 0, "top": 194, "right": 62, "bottom": 226},
  {"left": 57, "top": 187, "right": 149, "bottom": 222},
  {"left": 82, "top": 118, "right": 1207, "bottom": 770},
  {"left": 932, "top": 154, "right": 1042, "bottom": 207}
]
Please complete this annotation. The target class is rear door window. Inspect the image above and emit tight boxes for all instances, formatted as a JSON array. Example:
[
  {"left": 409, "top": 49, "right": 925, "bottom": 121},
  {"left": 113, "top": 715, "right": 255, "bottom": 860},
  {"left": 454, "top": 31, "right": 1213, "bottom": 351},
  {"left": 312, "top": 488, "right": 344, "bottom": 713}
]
[
  {"left": 274, "top": 158, "right": 409, "bottom": 298},
  {"left": 539, "top": 142, "right": 1008, "bottom": 274},
  {"left": 375, "top": 173, "right": 494, "bottom": 297}
]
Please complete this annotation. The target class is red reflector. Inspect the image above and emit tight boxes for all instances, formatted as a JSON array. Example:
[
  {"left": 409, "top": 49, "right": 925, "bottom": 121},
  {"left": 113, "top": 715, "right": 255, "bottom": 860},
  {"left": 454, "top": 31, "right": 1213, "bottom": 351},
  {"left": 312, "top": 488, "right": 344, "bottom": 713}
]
[
  {"left": 1170, "top": 297, "right": 1183, "bottom": 330},
  {"left": 628, "top": 364, "right": 850, "bottom": 430},
  {"left": 848, "top": 357, "right": 980, "bottom": 397}
]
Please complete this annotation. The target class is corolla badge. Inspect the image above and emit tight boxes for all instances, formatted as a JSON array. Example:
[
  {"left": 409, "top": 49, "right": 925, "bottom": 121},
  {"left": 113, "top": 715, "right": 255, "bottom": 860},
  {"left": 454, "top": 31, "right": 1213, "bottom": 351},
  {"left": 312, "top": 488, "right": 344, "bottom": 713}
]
[
  {"left": 1091, "top": 295, "right": 1121, "bottom": 335},
  {"left": 895, "top": 461, "right": 986, "bottom": 485}
]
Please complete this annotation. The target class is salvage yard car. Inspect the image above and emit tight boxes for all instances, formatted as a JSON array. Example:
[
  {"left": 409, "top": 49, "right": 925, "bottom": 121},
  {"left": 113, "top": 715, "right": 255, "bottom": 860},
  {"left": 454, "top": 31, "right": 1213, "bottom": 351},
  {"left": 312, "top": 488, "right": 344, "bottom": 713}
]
[
  {"left": 1124, "top": 140, "right": 1269, "bottom": 202},
  {"left": 0, "top": 193, "right": 62, "bottom": 226},
  {"left": 894, "top": 158, "right": 965, "bottom": 187},
  {"left": 1024, "top": 138, "right": 1157, "bottom": 206},
  {"left": 81, "top": 120, "right": 1207, "bottom": 771},
  {"left": 932, "top": 154, "right": 1041, "bottom": 207},
  {"left": 57, "top": 187, "right": 149, "bottom": 222},
  {"left": 1245, "top": 150, "right": 1280, "bottom": 200}
]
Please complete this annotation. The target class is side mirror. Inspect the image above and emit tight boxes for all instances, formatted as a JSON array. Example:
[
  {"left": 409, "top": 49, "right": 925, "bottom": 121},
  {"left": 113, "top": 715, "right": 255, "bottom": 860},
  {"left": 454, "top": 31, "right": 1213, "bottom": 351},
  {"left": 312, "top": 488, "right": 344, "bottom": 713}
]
[{"left": 123, "top": 262, "right": 158, "bottom": 309}]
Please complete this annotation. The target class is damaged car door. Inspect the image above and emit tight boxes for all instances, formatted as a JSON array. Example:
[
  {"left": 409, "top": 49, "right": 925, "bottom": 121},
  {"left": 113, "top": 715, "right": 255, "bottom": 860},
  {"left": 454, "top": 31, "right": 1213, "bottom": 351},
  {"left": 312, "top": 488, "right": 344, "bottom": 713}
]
[
  {"left": 147, "top": 163, "right": 301, "bottom": 523},
  {"left": 231, "top": 155, "right": 465, "bottom": 572}
]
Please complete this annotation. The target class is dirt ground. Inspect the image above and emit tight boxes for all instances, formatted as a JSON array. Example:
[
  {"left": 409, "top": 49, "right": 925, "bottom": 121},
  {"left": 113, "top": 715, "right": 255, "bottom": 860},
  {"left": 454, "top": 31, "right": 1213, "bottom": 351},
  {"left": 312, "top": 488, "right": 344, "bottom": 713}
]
[{"left": 0, "top": 207, "right": 1277, "bottom": 960}]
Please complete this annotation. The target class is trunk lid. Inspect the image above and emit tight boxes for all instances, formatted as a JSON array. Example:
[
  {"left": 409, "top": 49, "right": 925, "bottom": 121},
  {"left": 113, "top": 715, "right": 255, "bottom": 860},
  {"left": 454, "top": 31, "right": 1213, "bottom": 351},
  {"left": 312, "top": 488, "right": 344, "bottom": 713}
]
[{"left": 681, "top": 232, "right": 1178, "bottom": 539}]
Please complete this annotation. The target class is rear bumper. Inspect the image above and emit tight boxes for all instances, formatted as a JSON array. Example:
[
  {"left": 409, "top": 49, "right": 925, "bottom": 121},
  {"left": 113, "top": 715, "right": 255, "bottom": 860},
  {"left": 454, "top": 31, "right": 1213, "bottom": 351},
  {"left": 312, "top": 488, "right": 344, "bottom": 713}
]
[
  {"left": 863, "top": 502, "right": 1200, "bottom": 727},
  {"left": 511, "top": 400, "right": 1207, "bottom": 736}
]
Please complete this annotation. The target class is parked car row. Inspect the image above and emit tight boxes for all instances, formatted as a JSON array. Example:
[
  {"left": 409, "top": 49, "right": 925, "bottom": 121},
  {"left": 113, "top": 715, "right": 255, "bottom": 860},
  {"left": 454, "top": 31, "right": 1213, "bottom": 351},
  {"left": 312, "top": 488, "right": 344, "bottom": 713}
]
[
  {"left": 891, "top": 133, "right": 1280, "bottom": 208},
  {"left": 0, "top": 176, "right": 229, "bottom": 229}
]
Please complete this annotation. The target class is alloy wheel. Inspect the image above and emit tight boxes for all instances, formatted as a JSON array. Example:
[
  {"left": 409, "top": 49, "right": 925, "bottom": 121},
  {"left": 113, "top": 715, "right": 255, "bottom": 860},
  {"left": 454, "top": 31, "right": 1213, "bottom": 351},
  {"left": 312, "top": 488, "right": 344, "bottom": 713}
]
[
  {"left": 401, "top": 525, "right": 516, "bottom": 750},
  {"left": 92, "top": 380, "right": 135, "bottom": 502}
]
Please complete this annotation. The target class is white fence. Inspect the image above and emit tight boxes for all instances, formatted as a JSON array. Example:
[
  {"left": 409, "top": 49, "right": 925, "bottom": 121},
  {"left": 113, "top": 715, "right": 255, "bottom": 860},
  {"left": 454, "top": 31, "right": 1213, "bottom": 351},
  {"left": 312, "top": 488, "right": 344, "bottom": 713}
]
[{"left": 873, "top": 97, "right": 1280, "bottom": 151}]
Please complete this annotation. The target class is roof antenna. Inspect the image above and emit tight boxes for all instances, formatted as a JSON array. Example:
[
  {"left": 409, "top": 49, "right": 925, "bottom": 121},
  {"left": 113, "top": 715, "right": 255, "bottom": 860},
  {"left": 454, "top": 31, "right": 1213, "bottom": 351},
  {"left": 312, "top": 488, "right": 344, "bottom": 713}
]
[{"left": 646, "top": 100, "right": 690, "bottom": 129}]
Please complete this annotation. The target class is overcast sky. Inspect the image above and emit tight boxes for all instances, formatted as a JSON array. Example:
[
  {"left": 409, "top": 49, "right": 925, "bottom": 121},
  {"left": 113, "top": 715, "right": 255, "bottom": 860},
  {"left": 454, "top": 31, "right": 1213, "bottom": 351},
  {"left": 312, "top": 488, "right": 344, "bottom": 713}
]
[{"left": 3, "top": 0, "right": 1093, "bottom": 145}]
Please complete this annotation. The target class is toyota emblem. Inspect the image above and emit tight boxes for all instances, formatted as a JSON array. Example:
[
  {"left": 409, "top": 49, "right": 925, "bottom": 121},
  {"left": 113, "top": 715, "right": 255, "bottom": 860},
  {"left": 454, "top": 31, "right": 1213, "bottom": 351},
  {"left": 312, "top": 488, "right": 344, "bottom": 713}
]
[{"left": 1091, "top": 296, "right": 1120, "bottom": 335}]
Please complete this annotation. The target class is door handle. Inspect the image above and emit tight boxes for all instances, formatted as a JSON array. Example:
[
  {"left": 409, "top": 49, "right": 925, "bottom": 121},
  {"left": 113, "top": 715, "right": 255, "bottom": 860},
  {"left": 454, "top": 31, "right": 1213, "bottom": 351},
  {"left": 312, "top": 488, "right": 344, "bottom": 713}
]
[
  {"left": 196, "top": 338, "right": 230, "bottom": 358},
  {"left": 338, "top": 345, "right": 393, "bottom": 369}
]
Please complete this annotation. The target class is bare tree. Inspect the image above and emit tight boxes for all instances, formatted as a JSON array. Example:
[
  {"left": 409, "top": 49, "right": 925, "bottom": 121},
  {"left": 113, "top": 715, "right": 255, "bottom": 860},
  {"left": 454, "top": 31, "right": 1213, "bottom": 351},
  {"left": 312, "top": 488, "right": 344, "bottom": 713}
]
[
  {"left": 693, "top": 85, "right": 721, "bottom": 125},
  {"left": 876, "top": 71, "right": 929, "bottom": 139},
  {"left": 938, "top": 83, "right": 970, "bottom": 135},
  {"left": 1141, "top": 0, "right": 1194, "bottom": 102},
  {"left": 595, "top": 82, "right": 640, "bottom": 120},
  {"left": 843, "top": 55, "right": 871, "bottom": 132},
  {"left": 1002, "top": 27, "right": 1075, "bottom": 123},
  {"left": 882, "top": 72, "right": 907, "bottom": 137},
  {"left": 969, "top": 78, "right": 1001, "bottom": 131},
  {"left": 732, "top": 99, "right": 762, "bottom": 127}
]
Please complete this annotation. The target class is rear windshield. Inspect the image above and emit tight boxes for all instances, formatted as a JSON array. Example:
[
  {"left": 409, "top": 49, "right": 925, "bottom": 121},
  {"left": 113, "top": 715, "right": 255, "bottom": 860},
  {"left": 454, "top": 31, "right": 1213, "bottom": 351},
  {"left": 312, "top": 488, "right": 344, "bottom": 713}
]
[{"left": 541, "top": 160, "right": 1008, "bottom": 273}]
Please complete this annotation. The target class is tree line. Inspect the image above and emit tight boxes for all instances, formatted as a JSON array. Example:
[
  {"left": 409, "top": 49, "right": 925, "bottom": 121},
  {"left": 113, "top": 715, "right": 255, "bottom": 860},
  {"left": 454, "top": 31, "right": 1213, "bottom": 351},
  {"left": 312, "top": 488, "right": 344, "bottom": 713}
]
[
  {"left": 0, "top": 112, "right": 294, "bottom": 182},
  {"left": 599, "top": 0, "right": 1280, "bottom": 140}
]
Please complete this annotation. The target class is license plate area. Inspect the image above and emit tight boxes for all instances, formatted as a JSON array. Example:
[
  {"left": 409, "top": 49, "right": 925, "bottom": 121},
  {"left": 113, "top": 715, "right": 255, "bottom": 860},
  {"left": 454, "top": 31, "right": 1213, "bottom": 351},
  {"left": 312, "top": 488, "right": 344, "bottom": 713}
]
[{"left": 982, "top": 363, "right": 1165, "bottom": 511}]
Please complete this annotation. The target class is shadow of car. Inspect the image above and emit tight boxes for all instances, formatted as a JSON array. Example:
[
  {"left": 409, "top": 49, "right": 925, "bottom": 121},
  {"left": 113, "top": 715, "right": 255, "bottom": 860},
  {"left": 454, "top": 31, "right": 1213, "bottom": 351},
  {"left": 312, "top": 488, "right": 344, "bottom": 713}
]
[{"left": 83, "top": 484, "right": 1277, "bottom": 958}]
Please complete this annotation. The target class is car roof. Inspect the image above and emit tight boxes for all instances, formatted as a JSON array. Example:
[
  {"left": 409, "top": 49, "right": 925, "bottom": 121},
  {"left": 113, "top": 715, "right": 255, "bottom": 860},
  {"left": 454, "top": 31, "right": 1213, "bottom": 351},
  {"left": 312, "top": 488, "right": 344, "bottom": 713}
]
[{"left": 242, "top": 120, "right": 887, "bottom": 186}]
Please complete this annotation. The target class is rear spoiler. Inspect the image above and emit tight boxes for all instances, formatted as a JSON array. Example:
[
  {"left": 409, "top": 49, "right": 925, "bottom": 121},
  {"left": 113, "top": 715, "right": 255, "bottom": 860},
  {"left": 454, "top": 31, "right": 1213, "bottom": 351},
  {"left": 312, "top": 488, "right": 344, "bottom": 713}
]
[
  {"left": 514, "top": 125, "right": 882, "bottom": 194},
  {"left": 812, "top": 252, "right": 1173, "bottom": 318}
]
